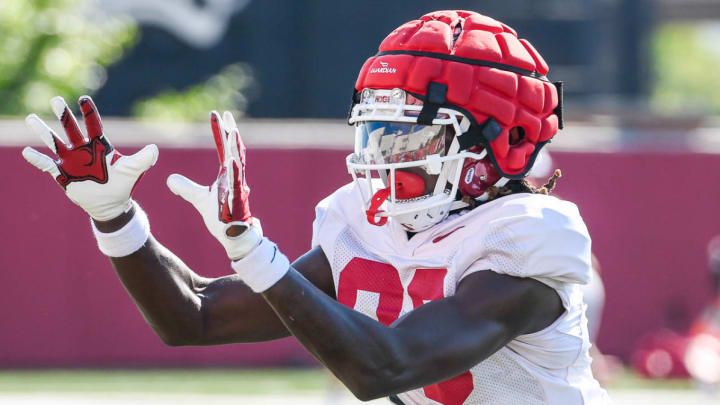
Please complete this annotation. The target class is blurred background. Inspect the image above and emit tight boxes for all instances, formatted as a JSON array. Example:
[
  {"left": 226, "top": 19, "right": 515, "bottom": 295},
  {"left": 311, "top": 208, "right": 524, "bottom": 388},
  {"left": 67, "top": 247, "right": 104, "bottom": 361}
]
[{"left": 2, "top": 0, "right": 720, "bottom": 404}]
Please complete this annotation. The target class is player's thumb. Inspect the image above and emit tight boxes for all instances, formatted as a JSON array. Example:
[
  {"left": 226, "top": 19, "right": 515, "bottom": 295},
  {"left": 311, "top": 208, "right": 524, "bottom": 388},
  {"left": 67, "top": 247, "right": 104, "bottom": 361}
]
[
  {"left": 166, "top": 173, "right": 207, "bottom": 206},
  {"left": 119, "top": 144, "right": 159, "bottom": 174},
  {"left": 22, "top": 146, "right": 60, "bottom": 178}
]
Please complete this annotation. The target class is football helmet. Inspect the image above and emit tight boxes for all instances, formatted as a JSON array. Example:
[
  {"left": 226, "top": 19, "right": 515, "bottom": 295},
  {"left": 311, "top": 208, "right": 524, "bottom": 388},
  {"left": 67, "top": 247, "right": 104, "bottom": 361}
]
[{"left": 347, "top": 10, "right": 563, "bottom": 232}]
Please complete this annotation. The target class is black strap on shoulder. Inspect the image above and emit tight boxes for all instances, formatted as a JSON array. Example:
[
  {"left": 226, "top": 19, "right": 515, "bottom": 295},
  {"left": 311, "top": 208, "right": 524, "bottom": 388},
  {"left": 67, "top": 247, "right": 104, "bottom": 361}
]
[
  {"left": 553, "top": 81, "right": 564, "bottom": 130},
  {"left": 457, "top": 117, "right": 502, "bottom": 150},
  {"left": 417, "top": 82, "right": 448, "bottom": 125}
]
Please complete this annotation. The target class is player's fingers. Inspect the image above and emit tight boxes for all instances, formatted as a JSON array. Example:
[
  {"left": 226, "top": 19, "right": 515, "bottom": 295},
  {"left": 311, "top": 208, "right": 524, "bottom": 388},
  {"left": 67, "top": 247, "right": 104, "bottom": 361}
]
[
  {"left": 221, "top": 112, "right": 238, "bottom": 166},
  {"left": 228, "top": 128, "right": 244, "bottom": 180},
  {"left": 227, "top": 127, "right": 246, "bottom": 165},
  {"left": 236, "top": 126, "right": 247, "bottom": 162},
  {"left": 50, "top": 96, "right": 85, "bottom": 146},
  {"left": 228, "top": 160, "right": 239, "bottom": 216},
  {"left": 78, "top": 96, "right": 104, "bottom": 139},
  {"left": 222, "top": 111, "right": 237, "bottom": 133},
  {"left": 25, "top": 114, "right": 68, "bottom": 155},
  {"left": 22, "top": 146, "right": 61, "bottom": 178},
  {"left": 210, "top": 111, "right": 226, "bottom": 164},
  {"left": 227, "top": 128, "right": 247, "bottom": 215},
  {"left": 117, "top": 144, "right": 159, "bottom": 174},
  {"left": 166, "top": 173, "right": 208, "bottom": 207}
]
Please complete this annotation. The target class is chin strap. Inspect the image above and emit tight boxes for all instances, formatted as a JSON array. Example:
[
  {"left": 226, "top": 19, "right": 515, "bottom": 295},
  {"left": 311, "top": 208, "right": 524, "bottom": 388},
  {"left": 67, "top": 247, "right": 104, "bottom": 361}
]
[{"left": 366, "top": 187, "right": 391, "bottom": 226}]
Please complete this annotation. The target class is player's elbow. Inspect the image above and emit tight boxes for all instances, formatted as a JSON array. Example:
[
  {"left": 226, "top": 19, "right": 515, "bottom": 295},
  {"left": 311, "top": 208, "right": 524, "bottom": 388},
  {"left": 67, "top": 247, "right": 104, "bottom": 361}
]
[
  {"left": 147, "top": 306, "right": 207, "bottom": 347},
  {"left": 346, "top": 379, "right": 385, "bottom": 402},
  {"left": 154, "top": 330, "right": 187, "bottom": 347},
  {"left": 346, "top": 376, "right": 402, "bottom": 402},
  {"left": 352, "top": 390, "right": 380, "bottom": 402},
  {"left": 159, "top": 333, "right": 190, "bottom": 347},
  {"left": 152, "top": 325, "right": 202, "bottom": 347},
  {"left": 342, "top": 363, "right": 409, "bottom": 401}
]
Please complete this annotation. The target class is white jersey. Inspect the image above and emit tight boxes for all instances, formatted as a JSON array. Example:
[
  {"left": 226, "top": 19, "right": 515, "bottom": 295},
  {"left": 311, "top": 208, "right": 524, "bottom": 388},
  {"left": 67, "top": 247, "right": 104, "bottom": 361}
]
[{"left": 311, "top": 182, "right": 610, "bottom": 405}]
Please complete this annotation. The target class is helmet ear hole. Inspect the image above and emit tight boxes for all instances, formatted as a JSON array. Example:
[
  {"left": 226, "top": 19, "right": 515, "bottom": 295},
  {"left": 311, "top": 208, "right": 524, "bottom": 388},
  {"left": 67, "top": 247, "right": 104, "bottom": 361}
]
[{"left": 509, "top": 126, "right": 525, "bottom": 145}]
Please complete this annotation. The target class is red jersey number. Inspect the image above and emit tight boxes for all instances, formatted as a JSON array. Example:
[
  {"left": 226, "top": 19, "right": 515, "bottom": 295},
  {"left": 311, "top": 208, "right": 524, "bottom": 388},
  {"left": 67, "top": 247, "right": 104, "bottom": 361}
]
[{"left": 337, "top": 258, "right": 473, "bottom": 405}]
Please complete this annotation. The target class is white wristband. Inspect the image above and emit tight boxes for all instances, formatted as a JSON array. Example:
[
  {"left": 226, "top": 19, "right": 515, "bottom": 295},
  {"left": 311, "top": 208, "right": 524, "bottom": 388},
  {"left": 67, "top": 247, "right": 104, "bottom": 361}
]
[
  {"left": 91, "top": 201, "right": 150, "bottom": 257},
  {"left": 231, "top": 237, "right": 290, "bottom": 293}
]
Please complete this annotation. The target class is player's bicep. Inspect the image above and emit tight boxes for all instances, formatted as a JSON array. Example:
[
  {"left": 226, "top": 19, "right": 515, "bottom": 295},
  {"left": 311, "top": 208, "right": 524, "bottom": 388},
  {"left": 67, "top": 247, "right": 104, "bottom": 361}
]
[
  {"left": 387, "top": 270, "right": 563, "bottom": 379},
  {"left": 195, "top": 247, "right": 335, "bottom": 345},
  {"left": 393, "top": 270, "right": 563, "bottom": 336},
  {"left": 291, "top": 246, "right": 337, "bottom": 299},
  {"left": 454, "top": 270, "right": 565, "bottom": 336}
]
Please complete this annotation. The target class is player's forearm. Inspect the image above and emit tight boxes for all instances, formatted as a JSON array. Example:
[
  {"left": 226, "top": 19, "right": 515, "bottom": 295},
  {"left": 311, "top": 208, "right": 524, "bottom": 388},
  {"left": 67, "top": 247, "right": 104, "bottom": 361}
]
[
  {"left": 91, "top": 205, "right": 199, "bottom": 344},
  {"left": 95, "top": 208, "right": 289, "bottom": 345},
  {"left": 262, "top": 269, "right": 488, "bottom": 400},
  {"left": 106, "top": 235, "right": 204, "bottom": 345},
  {"left": 108, "top": 236, "right": 293, "bottom": 345}
]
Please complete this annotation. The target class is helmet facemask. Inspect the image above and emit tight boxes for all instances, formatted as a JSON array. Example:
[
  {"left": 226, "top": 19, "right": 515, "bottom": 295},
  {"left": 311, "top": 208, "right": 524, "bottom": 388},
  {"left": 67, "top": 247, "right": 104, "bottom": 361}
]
[{"left": 347, "top": 88, "right": 496, "bottom": 232}]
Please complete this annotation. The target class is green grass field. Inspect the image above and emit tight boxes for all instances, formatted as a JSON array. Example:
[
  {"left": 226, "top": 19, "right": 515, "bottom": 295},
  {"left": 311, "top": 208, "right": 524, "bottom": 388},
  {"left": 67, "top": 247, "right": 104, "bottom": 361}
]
[
  {"left": 0, "top": 368, "right": 717, "bottom": 404},
  {"left": 0, "top": 369, "right": 327, "bottom": 394}
]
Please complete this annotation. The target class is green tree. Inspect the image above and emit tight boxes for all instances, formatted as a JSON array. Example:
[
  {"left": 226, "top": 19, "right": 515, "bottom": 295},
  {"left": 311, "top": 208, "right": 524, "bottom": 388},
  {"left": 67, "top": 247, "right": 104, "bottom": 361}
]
[
  {"left": 652, "top": 22, "right": 720, "bottom": 115},
  {"left": 0, "top": 0, "right": 137, "bottom": 116},
  {"left": 132, "top": 63, "right": 255, "bottom": 122}
]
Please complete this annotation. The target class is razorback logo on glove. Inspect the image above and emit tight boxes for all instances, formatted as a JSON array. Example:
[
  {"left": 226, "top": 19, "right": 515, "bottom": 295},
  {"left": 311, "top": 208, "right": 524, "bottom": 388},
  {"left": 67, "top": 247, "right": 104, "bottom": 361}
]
[
  {"left": 53, "top": 98, "right": 117, "bottom": 188},
  {"left": 26, "top": 96, "right": 119, "bottom": 189},
  {"left": 55, "top": 135, "right": 115, "bottom": 188}
]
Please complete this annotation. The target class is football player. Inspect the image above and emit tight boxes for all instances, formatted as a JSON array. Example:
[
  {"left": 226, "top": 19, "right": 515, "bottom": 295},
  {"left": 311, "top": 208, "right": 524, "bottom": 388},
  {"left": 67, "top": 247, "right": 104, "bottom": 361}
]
[{"left": 22, "top": 10, "right": 610, "bottom": 405}]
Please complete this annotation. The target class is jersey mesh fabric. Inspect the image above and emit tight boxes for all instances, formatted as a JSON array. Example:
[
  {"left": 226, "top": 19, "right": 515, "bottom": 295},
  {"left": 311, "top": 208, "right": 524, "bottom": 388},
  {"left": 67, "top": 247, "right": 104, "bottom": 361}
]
[
  {"left": 457, "top": 195, "right": 593, "bottom": 309},
  {"left": 395, "top": 350, "right": 548, "bottom": 405},
  {"left": 462, "top": 350, "right": 546, "bottom": 404},
  {"left": 471, "top": 223, "right": 526, "bottom": 277},
  {"left": 332, "top": 227, "right": 368, "bottom": 274}
]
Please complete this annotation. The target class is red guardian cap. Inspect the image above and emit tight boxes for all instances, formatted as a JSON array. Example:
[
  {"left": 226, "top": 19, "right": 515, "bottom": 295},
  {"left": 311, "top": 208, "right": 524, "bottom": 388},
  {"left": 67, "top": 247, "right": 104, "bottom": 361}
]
[{"left": 352, "top": 10, "right": 563, "bottom": 179}]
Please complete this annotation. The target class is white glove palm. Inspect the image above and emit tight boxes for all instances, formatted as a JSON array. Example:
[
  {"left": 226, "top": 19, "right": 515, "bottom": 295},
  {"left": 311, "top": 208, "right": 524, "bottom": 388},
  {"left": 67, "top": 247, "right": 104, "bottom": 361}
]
[
  {"left": 22, "top": 96, "right": 158, "bottom": 221},
  {"left": 166, "top": 111, "right": 262, "bottom": 260}
]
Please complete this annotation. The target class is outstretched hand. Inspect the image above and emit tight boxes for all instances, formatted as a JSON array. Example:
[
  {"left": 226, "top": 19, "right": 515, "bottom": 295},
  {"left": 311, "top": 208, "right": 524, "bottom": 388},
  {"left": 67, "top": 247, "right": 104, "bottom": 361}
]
[
  {"left": 22, "top": 96, "right": 158, "bottom": 221},
  {"left": 166, "top": 111, "right": 262, "bottom": 260}
]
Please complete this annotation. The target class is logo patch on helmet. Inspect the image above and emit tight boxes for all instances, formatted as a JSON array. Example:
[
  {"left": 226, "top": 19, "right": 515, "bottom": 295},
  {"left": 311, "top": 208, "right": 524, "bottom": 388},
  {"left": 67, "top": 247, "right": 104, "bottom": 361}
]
[
  {"left": 464, "top": 167, "right": 475, "bottom": 184},
  {"left": 370, "top": 60, "right": 397, "bottom": 74}
]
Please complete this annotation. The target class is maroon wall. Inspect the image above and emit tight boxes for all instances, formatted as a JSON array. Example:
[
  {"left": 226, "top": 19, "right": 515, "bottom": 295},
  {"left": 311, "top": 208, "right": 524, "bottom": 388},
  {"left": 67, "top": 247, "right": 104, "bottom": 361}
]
[{"left": 2, "top": 146, "right": 719, "bottom": 366}]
